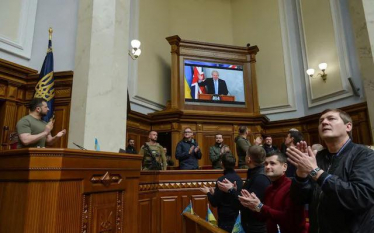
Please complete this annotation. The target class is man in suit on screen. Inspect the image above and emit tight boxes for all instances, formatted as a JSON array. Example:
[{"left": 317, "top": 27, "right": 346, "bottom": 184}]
[{"left": 198, "top": 70, "right": 229, "bottom": 95}]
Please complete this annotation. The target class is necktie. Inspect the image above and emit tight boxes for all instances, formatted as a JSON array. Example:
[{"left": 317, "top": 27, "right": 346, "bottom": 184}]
[{"left": 214, "top": 80, "right": 218, "bottom": 94}]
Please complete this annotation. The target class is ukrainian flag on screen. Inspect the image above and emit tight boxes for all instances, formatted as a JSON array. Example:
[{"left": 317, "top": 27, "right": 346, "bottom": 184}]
[
  {"left": 184, "top": 65, "right": 193, "bottom": 99},
  {"left": 34, "top": 38, "right": 54, "bottom": 122}
]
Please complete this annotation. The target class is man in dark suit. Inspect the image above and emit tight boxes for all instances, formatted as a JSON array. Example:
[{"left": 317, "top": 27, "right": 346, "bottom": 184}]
[{"left": 198, "top": 70, "right": 229, "bottom": 95}]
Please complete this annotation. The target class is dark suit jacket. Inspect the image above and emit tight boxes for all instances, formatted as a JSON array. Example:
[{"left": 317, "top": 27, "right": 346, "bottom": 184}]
[{"left": 198, "top": 78, "right": 228, "bottom": 95}]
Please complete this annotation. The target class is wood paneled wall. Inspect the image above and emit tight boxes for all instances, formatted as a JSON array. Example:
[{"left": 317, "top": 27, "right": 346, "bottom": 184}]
[
  {"left": 0, "top": 59, "right": 72, "bottom": 150},
  {"left": 138, "top": 170, "right": 248, "bottom": 233}
]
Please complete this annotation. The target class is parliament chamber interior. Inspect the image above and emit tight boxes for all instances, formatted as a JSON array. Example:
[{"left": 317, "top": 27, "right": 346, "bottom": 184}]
[{"left": 0, "top": 0, "right": 374, "bottom": 232}]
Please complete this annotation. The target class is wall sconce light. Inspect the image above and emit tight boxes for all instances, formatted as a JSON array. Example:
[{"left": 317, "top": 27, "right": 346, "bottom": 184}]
[
  {"left": 306, "top": 63, "right": 328, "bottom": 82},
  {"left": 128, "top": 39, "right": 141, "bottom": 60}
]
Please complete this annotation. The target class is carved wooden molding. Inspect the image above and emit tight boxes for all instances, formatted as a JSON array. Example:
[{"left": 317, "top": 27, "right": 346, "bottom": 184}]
[
  {"left": 81, "top": 195, "right": 90, "bottom": 233},
  {"left": 91, "top": 172, "right": 122, "bottom": 187},
  {"left": 115, "top": 192, "right": 123, "bottom": 232},
  {"left": 139, "top": 181, "right": 217, "bottom": 191}
]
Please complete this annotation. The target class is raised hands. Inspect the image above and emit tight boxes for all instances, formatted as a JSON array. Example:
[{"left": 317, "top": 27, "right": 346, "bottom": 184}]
[
  {"left": 238, "top": 190, "right": 260, "bottom": 211},
  {"left": 217, "top": 178, "right": 237, "bottom": 193},
  {"left": 286, "top": 141, "right": 318, "bottom": 177}
]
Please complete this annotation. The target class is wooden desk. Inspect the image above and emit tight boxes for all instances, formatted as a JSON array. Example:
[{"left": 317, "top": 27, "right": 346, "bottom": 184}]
[
  {"left": 198, "top": 94, "right": 235, "bottom": 101},
  {"left": 0, "top": 148, "right": 142, "bottom": 233},
  {"left": 138, "top": 169, "right": 247, "bottom": 233}
]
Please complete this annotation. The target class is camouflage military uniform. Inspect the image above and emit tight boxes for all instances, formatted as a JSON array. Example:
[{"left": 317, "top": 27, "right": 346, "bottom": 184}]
[{"left": 140, "top": 142, "right": 167, "bottom": 170}]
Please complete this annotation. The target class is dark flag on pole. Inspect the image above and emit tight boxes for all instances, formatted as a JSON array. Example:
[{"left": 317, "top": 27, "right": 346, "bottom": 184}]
[{"left": 34, "top": 27, "right": 55, "bottom": 122}]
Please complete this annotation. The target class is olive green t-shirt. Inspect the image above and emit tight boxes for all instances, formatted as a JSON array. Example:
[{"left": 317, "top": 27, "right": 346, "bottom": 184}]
[{"left": 16, "top": 115, "right": 47, "bottom": 148}]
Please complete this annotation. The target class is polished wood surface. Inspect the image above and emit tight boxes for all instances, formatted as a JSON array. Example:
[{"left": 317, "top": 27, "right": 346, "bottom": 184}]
[
  {"left": 0, "top": 148, "right": 142, "bottom": 233},
  {"left": 138, "top": 169, "right": 247, "bottom": 233},
  {"left": 183, "top": 212, "right": 228, "bottom": 233}
]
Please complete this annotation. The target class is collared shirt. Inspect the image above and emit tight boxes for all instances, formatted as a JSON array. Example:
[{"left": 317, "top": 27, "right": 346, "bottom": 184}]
[{"left": 214, "top": 79, "right": 219, "bottom": 94}]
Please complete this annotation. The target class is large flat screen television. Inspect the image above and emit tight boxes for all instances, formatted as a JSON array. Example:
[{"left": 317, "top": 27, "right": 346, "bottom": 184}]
[{"left": 184, "top": 60, "right": 245, "bottom": 106}]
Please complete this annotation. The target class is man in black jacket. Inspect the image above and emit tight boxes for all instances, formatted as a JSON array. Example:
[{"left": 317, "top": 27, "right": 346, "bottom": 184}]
[
  {"left": 200, "top": 152, "right": 243, "bottom": 232},
  {"left": 175, "top": 127, "right": 202, "bottom": 169},
  {"left": 125, "top": 138, "right": 137, "bottom": 154},
  {"left": 198, "top": 70, "right": 228, "bottom": 95},
  {"left": 287, "top": 109, "right": 374, "bottom": 233},
  {"left": 218, "top": 145, "right": 271, "bottom": 233}
]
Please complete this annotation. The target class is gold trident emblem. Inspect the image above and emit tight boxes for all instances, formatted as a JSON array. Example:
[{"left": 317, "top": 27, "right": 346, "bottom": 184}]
[{"left": 34, "top": 71, "right": 55, "bottom": 101}]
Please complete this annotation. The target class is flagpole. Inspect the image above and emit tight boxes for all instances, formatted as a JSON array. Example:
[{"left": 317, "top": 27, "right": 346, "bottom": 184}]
[{"left": 49, "top": 27, "right": 53, "bottom": 40}]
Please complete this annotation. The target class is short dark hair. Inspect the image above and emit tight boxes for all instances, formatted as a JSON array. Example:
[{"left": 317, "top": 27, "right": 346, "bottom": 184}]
[
  {"left": 288, "top": 131, "right": 303, "bottom": 145},
  {"left": 29, "top": 98, "right": 46, "bottom": 111},
  {"left": 263, "top": 135, "right": 272, "bottom": 139},
  {"left": 266, "top": 151, "right": 287, "bottom": 164},
  {"left": 148, "top": 130, "right": 157, "bottom": 135},
  {"left": 215, "top": 133, "right": 223, "bottom": 138},
  {"left": 239, "top": 126, "right": 248, "bottom": 134},
  {"left": 221, "top": 152, "right": 236, "bottom": 170},
  {"left": 320, "top": 108, "right": 353, "bottom": 138},
  {"left": 247, "top": 145, "right": 266, "bottom": 165},
  {"left": 128, "top": 138, "right": 134, "bottom": 143}
]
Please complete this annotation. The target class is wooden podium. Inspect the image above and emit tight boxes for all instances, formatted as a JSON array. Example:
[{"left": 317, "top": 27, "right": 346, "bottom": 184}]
[
  {"left": 198, "top": 93, "right": 235, "bottom": 101},
  {"left": 0, "top": 148, "right": 142, "bottom": 233}
]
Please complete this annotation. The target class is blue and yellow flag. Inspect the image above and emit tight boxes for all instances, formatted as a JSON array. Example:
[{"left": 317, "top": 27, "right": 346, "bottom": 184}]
[
  {"left": 95, "top": 138, "right": 100, "bottom": 151},
  {"left": 182, "top": 200, "right": 194, "bottom": 215},
  {"left": 232, "top": 211, "right": 245, "bottom": 233},
  {"left": 206, "top": 204, "right": 217, "bottom": 226},
  {"left": 34, "top": 28, "right": 55, "bottom": 122}
]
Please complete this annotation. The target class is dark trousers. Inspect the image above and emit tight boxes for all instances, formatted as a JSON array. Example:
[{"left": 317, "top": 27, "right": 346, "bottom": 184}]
[{"left": 219, "top": 221, "right": 235, "bottom": 232}]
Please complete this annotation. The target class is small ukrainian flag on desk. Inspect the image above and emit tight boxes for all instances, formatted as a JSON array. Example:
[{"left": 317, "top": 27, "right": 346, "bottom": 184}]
[
  {"left": 95, "top": 138, "right": 100, "bottom": 151},
  {"left": 206, "top": 204, "right": 217, "bottom": 226},
  {"left": 182, "top": 200, "right": 194, "bottom": 215},
  {"left": 232, "top": 211, "right": 244, "bottom": 233}
]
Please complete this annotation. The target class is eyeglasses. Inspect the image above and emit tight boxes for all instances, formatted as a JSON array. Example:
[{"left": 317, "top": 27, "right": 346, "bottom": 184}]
[{"left": 184, "top": 131, "right": 193, "bottom": 134}]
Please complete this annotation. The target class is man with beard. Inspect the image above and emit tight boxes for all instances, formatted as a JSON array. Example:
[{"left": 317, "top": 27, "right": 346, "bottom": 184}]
[
  {"left": 125, "top": 138, "right": 137, "bottom": 154},
  {"left": 239, "top": 152, "right": 306, "bottom": 233},
  {"left": 16, "top": 98, "right": 66, "bottom": 148},
  {"left": 263, "top": 135, "right": 278, "bottom": 155},
  {"left": 287, "top": 109, "right": 374, "bottom": 232},
  {"left": 209, "top": 133, "right": 227, "bottom": 169},
  {"left": 140, "top": 130, "right": 167, "bottom": 170}
]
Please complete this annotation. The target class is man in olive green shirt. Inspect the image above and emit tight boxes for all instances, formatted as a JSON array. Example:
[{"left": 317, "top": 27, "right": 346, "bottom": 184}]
[
  {"left": 209, "top": 134, "right": 228, "bottom": 169},
  {"left": 235, "top": 126, "right": 251, "bottom": 168},
  {"left": 16, "top": 98, "right": 66, "bottom": 148},
  {"left": 140, "top": 130, "right": 167, "bottom": 170}
]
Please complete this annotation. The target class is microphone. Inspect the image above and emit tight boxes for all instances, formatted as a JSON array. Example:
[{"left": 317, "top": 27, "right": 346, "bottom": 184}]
[
  {"left": 191, "top": 139, "right": 197, "bottom": 146},
  {"left": 73, "top": 142, "right": 87, "bottom": 150}
]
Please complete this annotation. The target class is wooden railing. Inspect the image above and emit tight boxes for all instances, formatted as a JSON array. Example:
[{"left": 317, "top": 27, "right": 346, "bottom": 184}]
[{"left": 183, "top": 212, "right": 228, "bottom": 233}]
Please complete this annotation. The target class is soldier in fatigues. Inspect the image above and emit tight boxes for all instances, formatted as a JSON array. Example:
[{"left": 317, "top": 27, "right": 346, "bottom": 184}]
[{"left": 140, "top": 131, "right": 167, "bottom": 170}]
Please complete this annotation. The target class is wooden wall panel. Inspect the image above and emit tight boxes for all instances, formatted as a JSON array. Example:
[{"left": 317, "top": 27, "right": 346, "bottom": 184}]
[
  {"left": 160, "top": 196, "right": 179, "bottom": 233},
  {"left": 138, "top": 199, "right": 152, "bottom": 233},
  {"left": 50, "top": 104, "right": 70, "bottom": 148},
  {"left": 191, "top": 195, "right": 209, "bottom": 219}
]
